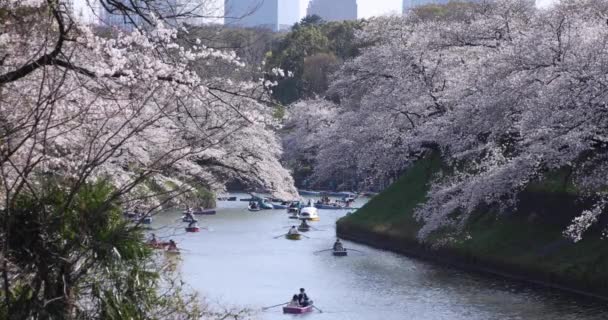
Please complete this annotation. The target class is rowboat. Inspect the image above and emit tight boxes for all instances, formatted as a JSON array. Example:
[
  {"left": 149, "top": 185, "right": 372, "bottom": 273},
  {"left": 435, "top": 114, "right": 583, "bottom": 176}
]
[
  {"left": 192, "top": 209, "right": 216, "bottom": 215},
  {"left": 185, "top": 226, "right": 200, "bottom": 232},
  {"left": 131, "top": 216, "right": 152, "bottom": 224},
  {"left": 182, "top": 216, "right": 198, "bottom": 223},
  {"left": 297, "top": 224, "right": 310, "bottom": 232},
  {"left": 147, "top": 241, "right": 170, "bottom": 249},
  {"left": 282, "top": 305, "right": 313, "bottom": 314},
  {"left": 333, "top": 250, "right": 348, "bottom": 256},
  {"left": 165, "top": 248, "right": 180, "bottom": 255},
  {"left": 272, "top": 203, "right": 289, "bottom": 209},
  {"left": 217, "top": 196, "right": 237, "bottom": 201},
  {"left": 286, "top": 233, "right": 301, "bottom": 240},
  {"left": 259, "top": 201, "right": 274, "bottom": 210},
  {"left": 298, "top": 190, "right": 321, "bottom": 196},
  {"left": 288, "top": 214, "right": 300, "bottom": 219},
  {"left": 314, "top": 203, "right": 346, "bottom": 210}
]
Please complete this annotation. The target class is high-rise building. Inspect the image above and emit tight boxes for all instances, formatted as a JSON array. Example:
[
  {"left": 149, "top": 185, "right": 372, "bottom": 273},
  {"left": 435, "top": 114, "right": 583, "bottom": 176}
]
[
  {"left": 98, "top": 0, "right": 200, "bottom": 31},
  {"left": 306, "top": 0, "right": 357, "bottom": 22},
  {"left": 224, "top": 0, "right": 300, "bottom": 31}
]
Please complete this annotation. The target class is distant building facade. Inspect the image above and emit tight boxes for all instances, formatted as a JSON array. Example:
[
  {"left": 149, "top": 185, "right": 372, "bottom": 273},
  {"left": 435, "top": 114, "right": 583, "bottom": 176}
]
[
  {"left": 224, "top": 0, "right": 300, "bottom": 31},
  {"left": 98, "top": 0, "right": 199, "bottom": 31},
  {"left": 307, "top": 0, "right": 357, "bottom": 22}
]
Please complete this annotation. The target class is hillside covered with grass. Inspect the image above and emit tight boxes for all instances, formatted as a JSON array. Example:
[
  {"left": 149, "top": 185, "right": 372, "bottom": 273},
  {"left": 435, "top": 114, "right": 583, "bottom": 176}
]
[{"left": 337, "top": 154, "right": 608, "bottom": 298}]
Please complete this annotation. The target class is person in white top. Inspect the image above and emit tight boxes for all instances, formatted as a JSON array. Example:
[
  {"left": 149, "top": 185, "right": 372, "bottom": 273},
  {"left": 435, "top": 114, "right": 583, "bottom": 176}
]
[{"left": 287, "top": 226, "right": 299, "bottom": 235}]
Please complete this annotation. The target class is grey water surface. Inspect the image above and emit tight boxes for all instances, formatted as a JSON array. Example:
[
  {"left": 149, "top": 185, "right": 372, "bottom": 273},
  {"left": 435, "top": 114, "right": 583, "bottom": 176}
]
[{"left": 151, "top": 194, "right": 608, "bottom": 320}]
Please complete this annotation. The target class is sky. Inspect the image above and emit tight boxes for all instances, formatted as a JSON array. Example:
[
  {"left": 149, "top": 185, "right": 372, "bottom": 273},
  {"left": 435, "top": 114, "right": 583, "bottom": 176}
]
[
  {"left": 74, "top": 0, "right": 558, "bottom": 24},
  {"left": 299, "top": 0, "right": 402, "bottom": 19}
]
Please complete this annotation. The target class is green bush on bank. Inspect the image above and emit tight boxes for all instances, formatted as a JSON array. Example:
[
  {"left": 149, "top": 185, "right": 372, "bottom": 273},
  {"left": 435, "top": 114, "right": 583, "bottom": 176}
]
[{"left": 338, "top": 153, "right": 608, "bottom": 297}]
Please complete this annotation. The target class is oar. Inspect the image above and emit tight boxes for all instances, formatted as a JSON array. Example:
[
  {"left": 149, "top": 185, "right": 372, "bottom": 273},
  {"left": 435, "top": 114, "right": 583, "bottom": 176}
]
[
  {"left": 313, "top": 305, "right": 323, "bottom": 313},
  {"left": 273, "top": 233, "right": 287, "bottom": 239},
  {"left": 313, "top": 249, "right": 333, "bottom": 254},
  {"left": 300, "top": 234, "right": 311, "bottom": 239},
  {"left": 345, "top": 248, "right": 364, "bottom": 253},
  {"left": 262, "top": 302, "right": 288, "bottom": 310}
]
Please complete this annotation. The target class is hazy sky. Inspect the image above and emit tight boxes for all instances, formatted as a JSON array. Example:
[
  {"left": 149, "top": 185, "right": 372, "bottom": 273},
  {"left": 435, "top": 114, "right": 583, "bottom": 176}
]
[
  {"left": 299, "top": 0, "right": 403, "bottom": 19},
  {"left": 74, "top": 0, "right": 559, "bottom": 24}
]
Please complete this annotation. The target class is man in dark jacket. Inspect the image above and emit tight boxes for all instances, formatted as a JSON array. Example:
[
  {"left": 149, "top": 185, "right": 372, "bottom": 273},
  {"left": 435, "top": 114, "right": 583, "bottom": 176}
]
[{"left": 298, "top": 288, "right": 311, "bottom": 307}]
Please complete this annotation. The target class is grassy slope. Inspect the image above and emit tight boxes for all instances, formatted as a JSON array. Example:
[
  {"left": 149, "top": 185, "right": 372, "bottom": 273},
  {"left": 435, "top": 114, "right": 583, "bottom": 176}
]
[{"left": 337, "top": 155, "right": 608, "bottom": 296}]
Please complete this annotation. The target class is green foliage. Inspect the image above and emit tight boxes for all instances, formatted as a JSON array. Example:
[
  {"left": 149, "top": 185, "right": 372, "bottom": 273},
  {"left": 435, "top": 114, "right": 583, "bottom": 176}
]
[
  {"left": 338, "top": 155, "right": 608, "bottom": 296},
  {"left": 0, "top": 178, "right": 200, "bottom": 319},
  {"left": 339, "top": 152, "right": 442, "bottom": 237},
  {"left": 265, "top": 18, "right": 364, "bottom": 104}
]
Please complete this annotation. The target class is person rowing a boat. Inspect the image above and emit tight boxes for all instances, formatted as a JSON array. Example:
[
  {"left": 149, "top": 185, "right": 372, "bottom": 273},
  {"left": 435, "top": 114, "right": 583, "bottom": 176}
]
[
  {"left": 287, "top": 226, "right": 299, "bottom": 235},
  {"left": 299, "top": 219, "right": 309, "bottom": 229},
  {"left": 149, "top": 233, "right": 158, "bottom": 245},
  {"left": 287, "top": 294, "right": 300, "bottom": 307},
  {"left": 297, "top": 288, "right": 311, "bottom": 307},
  {"left": 183, "top": 207, "right": 196, "bottom": 223},
  {"left": 167, "top": 239, "right": 178, "bottom": 251},
  {"left": 333, "top": 239, "right": 344, "bottom": 251}
]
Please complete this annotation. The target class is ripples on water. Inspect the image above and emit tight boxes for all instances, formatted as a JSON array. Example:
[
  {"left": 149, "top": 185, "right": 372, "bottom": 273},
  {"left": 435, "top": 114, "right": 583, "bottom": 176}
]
[{"left": 151, "top": 195, "right": 608, "bottom": 320}]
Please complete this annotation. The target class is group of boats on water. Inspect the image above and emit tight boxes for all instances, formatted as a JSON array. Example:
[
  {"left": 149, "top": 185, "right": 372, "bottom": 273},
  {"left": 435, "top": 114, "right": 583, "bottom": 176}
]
[
  {"left": 137, "top": 191, "right": 366, "bottom": 313},
  {"left": 246, "top": 192, "right": 359, "bottom": 213}
]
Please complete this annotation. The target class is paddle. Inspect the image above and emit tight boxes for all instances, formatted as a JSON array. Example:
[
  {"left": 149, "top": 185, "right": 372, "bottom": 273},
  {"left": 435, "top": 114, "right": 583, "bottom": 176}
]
[
  {"left": 300, "top": 234, "right": 311, "bottom": 239},
  {"left": 313, "top": 305, "right": 323, "bottom": 313},
  {"left": 313, "top": 249, "right": 333, "bottom": 254},
  {"left": 344, "top": 247, "right": 364, "bottom": 253},
  {"left": 262, "top": 302, "right": 288, "bottom": 310},
  {"left": 273, "top": 233, "right": 287, "bottom": 239}
]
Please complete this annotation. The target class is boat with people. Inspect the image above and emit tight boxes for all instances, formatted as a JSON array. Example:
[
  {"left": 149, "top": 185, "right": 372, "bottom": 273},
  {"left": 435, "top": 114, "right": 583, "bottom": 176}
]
[
  {"left": 314, "top": 203, "right": 347, "bottom": 210},
  {"left": 248, "top": 201, "right": 261, "bottom": 212},
  {"left": 183, "top": 207, "right": 216, "bottom": 215},
  {"left": 258, "top": 200, "right": 274, "bottom": 210},
  {"left": 130, "top": 215, "right": 152, "bottom": 224},
  {"left": 286, "top": 233, "right": 301, "bottom": 240},
  {"left": 194, "top": 208, "right": 216, "bottom": 215},
  {"left": 271, "top": 202, "right": 289, "bottom": 209},
  {"left": 299, "top": 207, "right": 319, "bottom": 221},
  {"left": 182, "top": 216, "right": 198, "bottom": 223},
  {"left": 185, "top": 226, "right": 200, "bottom": 232},
  {"left": 282, "top": 305, "right": 313, "bottom": 314},
  {"left": 297, "top": 220, "right": 311, "bottom": 232},
  {"left": 333, "top": 249, "right": 348, "bottom": 256}
]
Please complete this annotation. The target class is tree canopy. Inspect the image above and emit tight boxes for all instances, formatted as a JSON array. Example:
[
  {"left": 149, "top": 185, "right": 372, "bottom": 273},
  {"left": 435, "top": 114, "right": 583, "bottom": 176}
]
[{"left": 286, "top": 0, "right": 608, "bottom": 242}]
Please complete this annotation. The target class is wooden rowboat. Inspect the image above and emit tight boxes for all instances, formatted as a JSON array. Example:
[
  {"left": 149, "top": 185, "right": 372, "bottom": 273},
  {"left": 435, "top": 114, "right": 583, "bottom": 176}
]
[
  {"left": 333, "top": 250, "right": 348, "bottom": 256},
  {"left": 147, "top": 241, "right": 170, "bottom": 249},
  {"left": 297, "top": 225, "right": 310, "bottom": 232},
  {"left": 286, "top": 233, "right": 301, "bottom": 240},
  {"left": 185, "top": 226, "right": 200, "bottom": 233},
  {"left": 282, "top": 305, "right": 313, "bottom": 314},
  {"left": 165, "top": 248, "right": 180, "bottom": 255},
  {"left": 193, "top": 209, "right": 216, "bottom": 215}
]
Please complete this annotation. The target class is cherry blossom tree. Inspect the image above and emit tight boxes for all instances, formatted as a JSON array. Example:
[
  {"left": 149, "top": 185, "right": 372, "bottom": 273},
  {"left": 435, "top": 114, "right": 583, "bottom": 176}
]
[
  {"left": 290, "top": 0, "right": 608, "bottom": 241},
  {"left": 0, "top": 0, "right": 294, "bottom": 317}
]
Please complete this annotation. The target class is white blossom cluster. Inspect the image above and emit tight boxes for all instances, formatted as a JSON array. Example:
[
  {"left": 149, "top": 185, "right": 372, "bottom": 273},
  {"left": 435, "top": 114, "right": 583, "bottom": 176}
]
[
  {"left": 288, "top": 0, "right": 608, "bottom": 240},
  {"left": 0, "top": 1, "right": 297, "bottom": 211}
]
